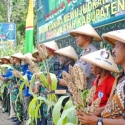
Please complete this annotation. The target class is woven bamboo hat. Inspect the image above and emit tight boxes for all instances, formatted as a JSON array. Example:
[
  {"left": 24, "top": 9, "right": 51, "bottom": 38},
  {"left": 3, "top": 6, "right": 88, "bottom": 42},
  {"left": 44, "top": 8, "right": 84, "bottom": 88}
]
[
  {"left": 22, "top": 52, "right": 36, "bottom": 61},
  {"left": 1, "top": 56, "right": 10, "bottom": 62},
  {"left": 55, "top": 46, "right": 78, "bottom": 60},
  {"left": 81, "top": 48, "right": 119, "bottom": 73},
  {"left": 70, "top": 24, "right": 102, "bottom": 41},
  {"left": 0, "top": 59, "right": 3, "bottom": 63},
  {"left": 32, "top": 50, "right": 38, "bottom": 58},
  {"left": 11, "top": 53, "right": 23, "bottom": 59},
  {"left": 43, "top": 41, "right": 59, "bottom": 51},
  {"left": 102, "top": 29, "right": 125, "bottom": 46}
]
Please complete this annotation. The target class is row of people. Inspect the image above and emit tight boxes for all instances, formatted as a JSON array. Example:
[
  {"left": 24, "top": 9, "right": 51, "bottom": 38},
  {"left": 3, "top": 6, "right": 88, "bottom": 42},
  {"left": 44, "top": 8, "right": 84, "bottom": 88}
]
[{"left": 0, "top": 24, "right": 124, "bottom": 125}]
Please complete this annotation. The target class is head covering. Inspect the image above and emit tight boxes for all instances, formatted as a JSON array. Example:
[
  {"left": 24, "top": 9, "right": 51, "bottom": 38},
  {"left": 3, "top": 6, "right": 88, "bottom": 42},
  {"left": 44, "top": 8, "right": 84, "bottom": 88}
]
[
  {"left": 70, "top": 24, "right": 102, "bottom": 41},
  {"left": 11, "top": 53, "right": 23, "bottom": 60},
  {"left": 43, "top": 41, "right": 59, "bottom": 51},
  {"left": 102, "top": 29, "right": 125, "bottom": 46},
  {"left": 0, "top": 59, "right": 3, "bottom": 63},
  {"left": 22, "top": 52, "right": 36, "bottom": 61},
  {"left": 32, "top": 50, "right": 38, "bottom": 58},
  {"left": 81, "top": 48, "right": 119, "bottom": 73},
  {"left": 1, "top": 56, "right": 10, "bottom": 62},
  {"left": 55, "top": 46, "right": 78, "bottom": 60}
]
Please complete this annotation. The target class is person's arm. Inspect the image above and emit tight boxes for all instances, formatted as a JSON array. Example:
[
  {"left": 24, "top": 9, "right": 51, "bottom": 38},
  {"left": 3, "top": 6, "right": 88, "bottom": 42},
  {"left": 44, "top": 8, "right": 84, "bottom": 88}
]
[
  {"left": 77, "top": 111, "right": 125, "bottom": 125},
  {"left": 94, "top": 106, "right": 105, "bottom": 117},
  {"left": 103, "top": 118, "right": 125, "bottom": 125},
  {"left": 58, "top": 79, "right": 67, "bottom": 86}
]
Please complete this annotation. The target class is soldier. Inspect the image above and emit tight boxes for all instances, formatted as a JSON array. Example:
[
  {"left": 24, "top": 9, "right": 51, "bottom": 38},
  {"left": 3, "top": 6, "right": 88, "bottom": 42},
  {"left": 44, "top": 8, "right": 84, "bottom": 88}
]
[
  {"left": 0, "top": 56, "right": 12, "bottom": 113},
  {"left": 42, "top": 41, "right": 61, "bottom": 125},
  {"left": 43, "top": 41, "right": 62, "bottom": 75},
  {"left": 70, "top": 24, "right": 102, "bottom": 88},
  {"left": 21, "top": 53, "right": 36, "bottom": 120},
  {"left": 10, "top": 53, "right": 24, "bottom": 125},
  {"left": 76, "top": 29, "right": 125, "bottom": 125},
  {"left": 33, "top": 41, "right": 61, "bottom": 125}
]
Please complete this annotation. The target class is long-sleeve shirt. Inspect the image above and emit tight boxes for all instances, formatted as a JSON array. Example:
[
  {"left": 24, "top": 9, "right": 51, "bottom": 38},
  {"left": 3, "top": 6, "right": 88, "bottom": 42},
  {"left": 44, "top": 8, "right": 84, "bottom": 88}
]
[{"left": 22, "top": 64, "right": 33, "bottom": 97}]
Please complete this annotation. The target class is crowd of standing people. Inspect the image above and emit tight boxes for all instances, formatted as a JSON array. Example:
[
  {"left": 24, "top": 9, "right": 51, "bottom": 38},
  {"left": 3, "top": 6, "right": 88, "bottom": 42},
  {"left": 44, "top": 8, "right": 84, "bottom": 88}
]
[{"left": 0, "top": 24, "right": 125, "bottom": 125}]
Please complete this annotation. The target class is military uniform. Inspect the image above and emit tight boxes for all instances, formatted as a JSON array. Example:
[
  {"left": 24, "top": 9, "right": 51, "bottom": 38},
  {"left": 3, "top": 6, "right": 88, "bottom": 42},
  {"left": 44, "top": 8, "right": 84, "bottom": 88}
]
[
  {"left": 10, "top": 65, "right": 23, "bottom": 120},
  {"left": 1, "top": 67, "right": 13, "bottom": 113},
  {"left": 102, "top": 71, "right": 125, "bottom": 119},
  {"left": 76, "top": 44, "right": 97, "bottom": 89},
  {"left": 39, "top": 55, "right": 61, "bottom": 125}
]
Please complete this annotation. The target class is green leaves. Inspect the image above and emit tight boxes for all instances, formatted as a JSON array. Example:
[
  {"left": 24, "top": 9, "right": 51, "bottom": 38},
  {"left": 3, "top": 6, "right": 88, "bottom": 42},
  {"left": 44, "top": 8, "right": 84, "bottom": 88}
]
[
  {"left": 39, "top": 72, "right": 49, "bottom": 88},
  {"left": 0, "top": 64, "right": 13, "bottom": 69},
  {"left": 19, "top": 82, "right": 25, "bottom": 101},
  {"left": 27, "top": 96, "right": 54, "bottom": 125},
  {"left": 81, "top": 89, "right": 89, "bottom": 100},
  {"left": 52, "top": 96, "right": 69, "bottom": 124},
  {"left": 49, "top": 73, "right": 57, "bottom": 90},
  {"left": 64, "top": 100, "right": 77, "bottom": 124},
  {"left": 57, "top": 106, "right": 76, "bottom": 125}
]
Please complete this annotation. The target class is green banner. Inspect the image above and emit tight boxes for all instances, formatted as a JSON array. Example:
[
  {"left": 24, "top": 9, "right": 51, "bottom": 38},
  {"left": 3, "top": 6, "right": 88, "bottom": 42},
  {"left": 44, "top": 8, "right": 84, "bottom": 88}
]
[{"left": 37, "top": 0, "right": 125, "bottom": 43}]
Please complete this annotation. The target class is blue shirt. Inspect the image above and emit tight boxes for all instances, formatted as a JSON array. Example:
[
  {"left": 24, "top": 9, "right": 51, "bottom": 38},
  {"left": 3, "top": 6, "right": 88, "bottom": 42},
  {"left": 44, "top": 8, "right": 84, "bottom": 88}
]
[
  {"left": 2, "top": 68, "right": 13, "bottom": 78},
  {"left": 57, "top": 62, "right": 75, "bottom": 90},
  {"left": 22, "top": 64, "right": 33, "bottom": 97}
]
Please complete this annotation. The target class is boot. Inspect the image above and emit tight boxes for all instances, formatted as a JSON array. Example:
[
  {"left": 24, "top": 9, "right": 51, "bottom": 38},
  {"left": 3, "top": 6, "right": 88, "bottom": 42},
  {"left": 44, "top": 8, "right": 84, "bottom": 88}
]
[
  {"left": 13, "top": 116, "right": 23, "bottom": 125},
  {"left": 11, "top": 117, "right": 18, "bottom": 122}
]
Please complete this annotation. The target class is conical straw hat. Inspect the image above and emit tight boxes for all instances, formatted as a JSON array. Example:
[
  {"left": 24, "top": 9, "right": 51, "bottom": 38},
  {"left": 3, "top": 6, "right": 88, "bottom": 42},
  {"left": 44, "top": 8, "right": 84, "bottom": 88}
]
[
  {"left": 22, "top": 52, "right": 36, "bottom": 61},
  {"left": 55, "top": 46, "right": 78, "bottom": 60},
  {"left": 32, "top": 50, "right": 38, "bottom": 58},
  {"left": 70, "top": 24, "right": 102, "bottom": 41},
  {"left": 43, "top": 41, "right": 59, "bottom": 51},
  {"left": 1, "top": 56, "right": 10, "bottom": 62},
  {"left": 102, "top": 29, "right": 125, "bottom": 46},
  {"left": 81, "top": 48, "right": 119, "bottom": 73},
  {"left": 0, "top": 59, "right": 3, "bottom": 63},
  {"left": 11, "top": 53, "right": 23, "bottom": 59}
]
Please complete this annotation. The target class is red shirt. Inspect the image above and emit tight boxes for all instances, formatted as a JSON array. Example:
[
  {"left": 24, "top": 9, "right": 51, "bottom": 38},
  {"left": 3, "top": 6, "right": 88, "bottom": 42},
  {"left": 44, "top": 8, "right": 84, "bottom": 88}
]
[{"left": 93, "top": 72, "right": 115, "bottom": 107}]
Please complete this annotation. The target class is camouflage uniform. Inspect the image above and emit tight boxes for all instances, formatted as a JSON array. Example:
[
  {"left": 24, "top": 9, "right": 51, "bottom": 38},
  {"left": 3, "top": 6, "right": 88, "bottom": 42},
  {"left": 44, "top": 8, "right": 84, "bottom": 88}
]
[
  {"left": 40, "top": 55, "right": 61, "bottom": 125},
  {"left": 76, "top": 44, "right": 97, "bottom": 89},
  {"left": 10, "top": 65, "right": 23, "bottom": 119}
]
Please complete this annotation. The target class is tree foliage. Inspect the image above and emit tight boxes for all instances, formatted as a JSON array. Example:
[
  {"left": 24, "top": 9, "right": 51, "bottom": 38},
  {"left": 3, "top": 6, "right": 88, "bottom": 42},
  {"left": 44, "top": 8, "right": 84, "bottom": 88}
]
[{"left": 0, "top": 0, "right": 37, "bottom": 57}]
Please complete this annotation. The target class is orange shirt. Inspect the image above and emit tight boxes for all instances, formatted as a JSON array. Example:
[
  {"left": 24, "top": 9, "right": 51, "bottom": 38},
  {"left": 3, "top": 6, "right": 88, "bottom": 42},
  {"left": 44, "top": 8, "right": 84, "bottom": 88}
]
[{"left": 93, "top": 72, "right": 115, "bottom": 107}]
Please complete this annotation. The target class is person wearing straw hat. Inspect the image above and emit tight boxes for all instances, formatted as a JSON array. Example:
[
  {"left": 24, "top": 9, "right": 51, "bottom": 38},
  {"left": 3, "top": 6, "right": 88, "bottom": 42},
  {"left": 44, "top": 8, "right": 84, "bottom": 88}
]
[
  {"left": 21, "top": 52, "right": 36, "bottom": 120},
  {"left": 76, "top": 30, "right": 125, "bottom": 125},
  {"left": 32, "top": 50, "right": 43, "bottom": 62},
  {"left": 0, "top": 59, "right": 3, "bottom": 64},
  {"left": 1, "top": 56, "right": 10, "bottom": 64},
  {"left": 54, "top": 46, "right": 78, "bottom": 114},
  {"left": 0, "top": 56, "right": 16, "bottom": 119},
  {"left": 55, "top": 46, "right": 78, "bottom": 88},
  {"left": 70, "top": 24, "right": 102, "bottom": 89},
  {"left": 43, "top": 40, "right": 62, "bottom": 75},
  {"left": 35, "top": 41, "right": 62, "bottom": 125},
  {"left": 81, "top": 48, "right": 119, "bottom": 115},
  {"left": 9, "top": 53, "right": 24, "bottom": 125},
  {"left": 32, "top": 49, "right": 48, "bottom": 125},
  {"left": 0, "top": 56, "right": 13, "bottom": 114}
]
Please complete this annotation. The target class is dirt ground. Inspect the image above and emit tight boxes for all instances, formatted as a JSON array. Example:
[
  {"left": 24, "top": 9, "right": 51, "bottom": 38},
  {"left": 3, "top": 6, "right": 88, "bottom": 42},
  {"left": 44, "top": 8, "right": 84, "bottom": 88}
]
[
  {"left": 0, "top": 108, "right": 27, "bottom": 125},
  {"left": 0, "top": 108, "right": 13, "bottom": 125}
]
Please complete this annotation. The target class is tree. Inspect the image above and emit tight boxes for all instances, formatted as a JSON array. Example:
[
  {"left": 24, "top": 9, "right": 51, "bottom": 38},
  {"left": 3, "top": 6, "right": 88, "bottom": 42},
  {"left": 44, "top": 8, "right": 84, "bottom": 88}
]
[{"left": 0, "top": 0, "right": 37, "bottom": 55}]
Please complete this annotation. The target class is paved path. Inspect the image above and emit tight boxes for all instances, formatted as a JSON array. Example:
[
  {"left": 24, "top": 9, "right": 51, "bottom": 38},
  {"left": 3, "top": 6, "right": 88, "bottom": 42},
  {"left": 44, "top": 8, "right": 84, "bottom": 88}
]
[{"left": 0, "top": 108, "right": 13, "bottom": 125}]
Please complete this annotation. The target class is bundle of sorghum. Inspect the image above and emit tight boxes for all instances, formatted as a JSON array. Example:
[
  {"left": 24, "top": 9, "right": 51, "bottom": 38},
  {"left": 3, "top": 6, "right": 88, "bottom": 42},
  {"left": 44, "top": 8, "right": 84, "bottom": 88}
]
[
  {"left": 37, "top": 44, "right": 48, "bottom": 60},
  {"left": 12, "top": 70, "right": 23, "bottom": 78},
  {"left": 62, "top": 65, "right": 101, "bottom": 114}
]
